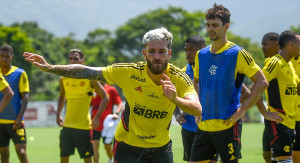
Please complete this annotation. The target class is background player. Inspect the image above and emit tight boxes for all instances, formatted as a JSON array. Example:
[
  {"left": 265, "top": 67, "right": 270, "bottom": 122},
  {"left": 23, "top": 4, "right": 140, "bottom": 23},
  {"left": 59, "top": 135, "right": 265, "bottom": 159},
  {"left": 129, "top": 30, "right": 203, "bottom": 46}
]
[
  {"left": 56, "top": 49, "right": 109, "bottom": 163},
  {"left": 260, "top": 30, "right": 300, "bottom": 163},
  {"left": 91, "top": 82, "right": 123, "bottom": 163},
  {"left": 0, "top": 45, "right": 30, "bottom": 163},
  {"left": 260, "top": 32, "right": 280, "bottom": 163}
]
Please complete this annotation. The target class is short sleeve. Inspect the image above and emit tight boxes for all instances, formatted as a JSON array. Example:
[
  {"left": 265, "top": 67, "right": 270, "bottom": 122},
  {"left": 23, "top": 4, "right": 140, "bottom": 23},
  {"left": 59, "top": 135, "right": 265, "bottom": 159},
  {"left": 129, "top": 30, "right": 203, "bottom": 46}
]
[
  {"left": 177, "top": 72, "right": 197, "bottom": 98},
  {"left": 262, "top": 58, "right": 280, "bottom": 82},
  {"left": 102, "top": 64, "right": 129, "bottom": 88},
  {"left": 194, "top": 51, "right": 200, "bottom": 79},
  {"left": 236, "top": 49, "right": 260, "bottom": 78},
  {"left": 19, "top": 71, "right": 30, "bottom": 93}
]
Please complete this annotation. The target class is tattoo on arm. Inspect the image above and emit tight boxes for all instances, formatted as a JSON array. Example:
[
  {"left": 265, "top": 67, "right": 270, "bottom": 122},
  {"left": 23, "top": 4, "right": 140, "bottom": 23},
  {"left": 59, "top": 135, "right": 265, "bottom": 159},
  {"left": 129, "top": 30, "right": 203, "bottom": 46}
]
[{"left": 48, "top": 64, "right": 107, "bottom": 83}]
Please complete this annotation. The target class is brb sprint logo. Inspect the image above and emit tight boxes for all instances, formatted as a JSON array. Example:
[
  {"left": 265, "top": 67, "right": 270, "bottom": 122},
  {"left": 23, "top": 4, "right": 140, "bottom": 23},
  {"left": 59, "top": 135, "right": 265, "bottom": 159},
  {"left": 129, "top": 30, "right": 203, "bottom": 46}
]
[{"left": 133, "top": 103, "right": 168, "bottom": 119}]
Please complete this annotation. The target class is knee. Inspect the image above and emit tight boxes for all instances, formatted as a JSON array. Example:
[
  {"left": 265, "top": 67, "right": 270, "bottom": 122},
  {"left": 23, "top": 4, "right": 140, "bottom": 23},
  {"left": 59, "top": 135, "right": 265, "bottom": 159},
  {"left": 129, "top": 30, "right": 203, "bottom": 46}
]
[
  {"left": 263, "top": 151, "right": 271, "bottom": 160},
  {"left": 16, "top": 146, "right": 27, "bottom": 158}
]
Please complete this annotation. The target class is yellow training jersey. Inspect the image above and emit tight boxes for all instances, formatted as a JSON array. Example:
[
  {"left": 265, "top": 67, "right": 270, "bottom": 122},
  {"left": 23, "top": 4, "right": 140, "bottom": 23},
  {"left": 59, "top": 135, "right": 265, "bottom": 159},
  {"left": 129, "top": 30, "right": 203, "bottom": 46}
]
[
  {"left": 0, "top": 74, "right": 9, "bottom": 91},
  {"left": 194, "top": 41, "right": 260, "bottom": 132},
  {"left": 62, "top": 77, "right": 93, "bottom": 130},
  {"left": 263, "top": 54, "right": 300, "bottom": 129},
  {"left": 290, "top": 57, "right": 300, "bottom": 121},
  {"left": 103, "top": 62, "right": 196, "bottom": 148}
]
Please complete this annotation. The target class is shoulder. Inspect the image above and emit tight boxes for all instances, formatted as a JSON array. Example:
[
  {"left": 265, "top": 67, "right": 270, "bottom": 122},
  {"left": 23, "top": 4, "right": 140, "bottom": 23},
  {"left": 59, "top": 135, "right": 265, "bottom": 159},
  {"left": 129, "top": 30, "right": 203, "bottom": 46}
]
[
  {"left": 168, "top": 64, "right": 193, "bottom": 86},
  {"left": 111, "top": 62, "right": 146, "bottom": 70},
  {"left": 264, "top": 55, "right": 282, "bottom": 73}
]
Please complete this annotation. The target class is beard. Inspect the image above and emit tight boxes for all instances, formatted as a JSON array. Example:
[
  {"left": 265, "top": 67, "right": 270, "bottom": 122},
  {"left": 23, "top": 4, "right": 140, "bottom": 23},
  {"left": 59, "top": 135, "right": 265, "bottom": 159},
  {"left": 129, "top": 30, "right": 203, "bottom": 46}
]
[{"left": 146, "top": 57, "right": 169, "bottom": 74}]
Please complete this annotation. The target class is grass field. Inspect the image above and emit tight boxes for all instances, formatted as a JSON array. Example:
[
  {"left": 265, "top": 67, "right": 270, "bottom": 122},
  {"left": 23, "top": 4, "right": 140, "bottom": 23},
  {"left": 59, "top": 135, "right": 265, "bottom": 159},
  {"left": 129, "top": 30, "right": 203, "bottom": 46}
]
[{"left": 8, "top": 123, "right": 265, "bottom": 163}]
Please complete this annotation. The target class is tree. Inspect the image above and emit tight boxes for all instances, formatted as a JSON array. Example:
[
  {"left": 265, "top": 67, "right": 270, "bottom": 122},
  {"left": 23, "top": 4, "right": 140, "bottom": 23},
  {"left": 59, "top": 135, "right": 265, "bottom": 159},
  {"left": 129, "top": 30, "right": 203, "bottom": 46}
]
[
  {"left": 112, "top": 6, "right": 206, "bottom": 66},
  {"left": 0, "top": 26, "right": 34, "bottom": 78}
]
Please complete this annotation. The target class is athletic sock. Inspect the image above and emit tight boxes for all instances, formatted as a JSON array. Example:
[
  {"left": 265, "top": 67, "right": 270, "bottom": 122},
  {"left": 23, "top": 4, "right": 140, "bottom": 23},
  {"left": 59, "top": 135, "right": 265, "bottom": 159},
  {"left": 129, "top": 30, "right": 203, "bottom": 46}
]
[{"left": 278, "top": 159, "right": 292, "bottom": 163}]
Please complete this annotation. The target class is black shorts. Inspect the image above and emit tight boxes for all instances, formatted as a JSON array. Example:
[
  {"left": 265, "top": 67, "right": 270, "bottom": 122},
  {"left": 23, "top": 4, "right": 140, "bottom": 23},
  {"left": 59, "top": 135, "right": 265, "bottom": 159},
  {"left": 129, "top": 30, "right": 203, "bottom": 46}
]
[
  {"left": 265, "top": 120, "right": 294, "bottom": 157},
  {"left": 91, "top": 130, "right": 113, "bottom": 145},
  {"left": 181, "top": 128, "right": 218, "bottom": 162},
  {"left": 0, "top": 123, "right": 27, "bottom": 147},
  {"left": 60, "top": 127, "right": 93, "bottom": 158},
  {"left": 190, "top": 119, "right": 242, "bottom": 163},
  {"left": 263, "top": 119, "right": 272, "bottom": 152},
  {"left": 293, "top": 121, "right": 300, "bottom": 151},
  {"left": 113, "top": 139, "right": 173, "bottom": 163}
]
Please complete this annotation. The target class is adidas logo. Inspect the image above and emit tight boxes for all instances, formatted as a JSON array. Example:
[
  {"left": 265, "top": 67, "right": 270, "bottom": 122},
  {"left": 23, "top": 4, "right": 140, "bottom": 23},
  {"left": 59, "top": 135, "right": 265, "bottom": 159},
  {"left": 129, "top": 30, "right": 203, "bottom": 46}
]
[
  {"left": 85, "top": 151, "right": 90, "bottom": 156},
  {"left": 20, "top": 137, "right": 25, "bottom": 141},
  {"left": 134, "top": 86, "right": 143, "bottom": 92}
]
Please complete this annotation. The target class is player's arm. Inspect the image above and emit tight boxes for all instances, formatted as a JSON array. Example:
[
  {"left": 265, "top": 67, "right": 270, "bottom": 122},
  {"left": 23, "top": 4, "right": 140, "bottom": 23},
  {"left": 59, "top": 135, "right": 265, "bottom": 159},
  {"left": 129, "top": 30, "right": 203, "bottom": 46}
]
[
  {"left": 225, "top": 70, "right": 269, "bottom": 125},
  {"left": 240, "top": 84, "right": 250, "bottom": 103},
  {"left": 13, "top": 91, "right": 29, "bottom": 130},
  {"left": 160, "top": 74, "right": 201, "bottom": 116},
  {"left": 13, "top": 72, "right": 30, "bottom": 129},
  {"left": 0, "top": 86, "right": 14, "bottom": 113},
  {"left": 57, "top": 78, "right": 65, "bottom": 126},
  {"left": 174, "top": 106, "right": 186, "bottom": 125},
  {"left": 24, "top": 52, "right": 107, "bottom": 83},
  {"left": 91, "top": 81, "right": 109, "bottom": 129}
]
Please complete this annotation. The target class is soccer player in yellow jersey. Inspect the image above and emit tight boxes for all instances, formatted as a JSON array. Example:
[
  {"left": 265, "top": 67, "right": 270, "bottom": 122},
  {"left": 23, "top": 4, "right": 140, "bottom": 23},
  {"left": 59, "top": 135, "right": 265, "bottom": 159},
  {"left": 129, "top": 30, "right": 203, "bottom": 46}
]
[
  {"left": 290, "top": 45, "right": 300, "bottom": 162},
  {"left": 0, "top": 45, "right": 30, "bottom": 163},
  {"left": 191, "top": 4, "right": 269, "bottom": 163},
  {"left": 23, "top": 27, "right": 202, "bottom": 163},
  {"left": 0, "top": 74, "right": 13, "bottom": 113},
  {"left": 260, "top": 32, "right": 280, "bottom": 163},
  {"left": 56, "top": 49, "right": 109, "bottom": 163},
  {"left": 259, "top": 30, "right": 300, "bottom": 163}
]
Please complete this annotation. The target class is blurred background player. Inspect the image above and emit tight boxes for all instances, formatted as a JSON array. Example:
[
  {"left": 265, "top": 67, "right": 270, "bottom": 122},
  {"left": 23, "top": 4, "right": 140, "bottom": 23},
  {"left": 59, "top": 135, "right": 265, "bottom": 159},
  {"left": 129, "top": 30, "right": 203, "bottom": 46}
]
[
  {"left": 0, "top": 45, "right": 30, "bottom": 163},
  {"left": 260, "top": 32, "right": 280, "bottom": 163},
  {"left": 56, "top": 49, "right": 109, "bottom": 163},
  {"left": 260, "top": 30, "right": 300, "bottom": 163},
  {"left": 174, "top": 35, "right": 215, "bottom": 162},
  {"left": 91, "top": 83, "right": 123, "bottom": 163},
  {"left": 290, "top": 41, "right": 300, "bottom": 163}
]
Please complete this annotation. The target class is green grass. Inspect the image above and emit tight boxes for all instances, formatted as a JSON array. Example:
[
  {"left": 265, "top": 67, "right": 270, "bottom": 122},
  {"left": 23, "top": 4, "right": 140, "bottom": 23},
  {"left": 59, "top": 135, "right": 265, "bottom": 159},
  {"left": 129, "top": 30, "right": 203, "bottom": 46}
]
[{"left": 8, "top": 123, "right": 264, "bottom": 163}]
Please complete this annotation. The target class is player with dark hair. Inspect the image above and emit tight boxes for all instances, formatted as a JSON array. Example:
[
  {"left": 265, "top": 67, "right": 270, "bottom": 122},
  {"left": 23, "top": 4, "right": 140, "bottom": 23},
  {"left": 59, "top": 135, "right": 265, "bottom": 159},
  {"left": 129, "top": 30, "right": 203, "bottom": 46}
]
[
  {"left": 259, "top": 30, "right": 300, "bottom": 163},
  {"left": 190, "top": 4, "right": 269, "bottom": 163},
  {"left": 56, "top": 49, "right": 109, "bottom": 163},
  {"left": 0, "top": 44, "right": 30, "bottom": 163}
]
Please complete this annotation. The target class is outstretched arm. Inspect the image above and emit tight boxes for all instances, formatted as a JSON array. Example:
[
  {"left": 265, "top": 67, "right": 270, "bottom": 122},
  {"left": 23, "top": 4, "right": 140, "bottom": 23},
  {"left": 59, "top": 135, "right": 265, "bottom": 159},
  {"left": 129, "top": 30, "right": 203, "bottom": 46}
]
[{"left": 24, "top": 52, "right": 107, "bottom": 83}]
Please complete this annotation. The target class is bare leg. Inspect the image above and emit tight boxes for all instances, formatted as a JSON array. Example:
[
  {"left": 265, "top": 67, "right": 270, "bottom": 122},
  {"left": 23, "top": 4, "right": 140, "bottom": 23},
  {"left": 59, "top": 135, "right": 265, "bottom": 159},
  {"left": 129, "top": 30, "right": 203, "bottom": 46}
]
[
  {"left": 92, "top": 140, "right": 100, "bottom": 163},
  {"left": 14, "top": 143, "right": 29, "bottom": 163},
  {"left": 0, "top": 147, "right": 9, "bottom": 163}
]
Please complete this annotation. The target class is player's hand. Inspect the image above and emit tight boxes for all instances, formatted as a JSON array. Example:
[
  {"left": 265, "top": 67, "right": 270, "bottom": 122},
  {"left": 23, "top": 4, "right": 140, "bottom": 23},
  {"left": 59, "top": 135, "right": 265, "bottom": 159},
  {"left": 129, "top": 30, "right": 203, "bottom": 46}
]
[
  {"left": 56, "top": 115, "right": 64, "bottom": 126},
  {"left": 92, "top": 118, "right": 100, "bottom": 129},
  {"left": 224, "top": 107, "right": 246, "bottom": 126},
  {"left": 195, "top": 116, "right": 201, "bottom": 124},
  {"left": 13, "top": 118, "right": 23, "bottom": 130},
  {"left": 175, "top": 113, "right": 186, "bottom": 126},
  {"left": 23, "top": 52, "right": 50, "bottom": 72},
  {"left": 160, "top": 74, "right": 176, "bottom": 102},
  {"left": 112, "top": 113, "right": 119, "bottom": 120},
  {"left": 264, "top": 111, "right": 283, "bottom": 124}
]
